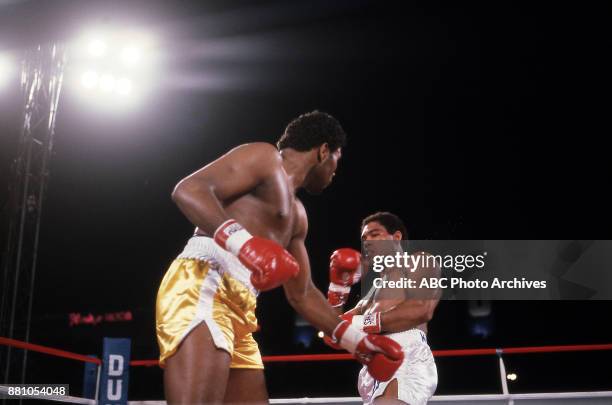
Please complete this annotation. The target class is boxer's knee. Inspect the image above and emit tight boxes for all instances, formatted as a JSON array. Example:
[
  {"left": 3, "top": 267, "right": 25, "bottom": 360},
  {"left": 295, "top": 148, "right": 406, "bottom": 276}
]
[{"left": 224, "top": 368, "right": 269, "bottom": 404}]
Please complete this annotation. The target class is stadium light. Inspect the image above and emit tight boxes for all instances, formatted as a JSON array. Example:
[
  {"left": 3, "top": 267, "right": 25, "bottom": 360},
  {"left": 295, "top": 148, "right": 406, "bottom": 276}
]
[
  {"left": 115, "top": 77, "right": 133, "bottom": 95},
  {"left": 80, "top": 71, "right": 99, "bottom": 89},
  {"left": 70, "top": 28, "right": 156, "bottom": 106},
  {"left": 0, "top": 53, "right": 16, "bottom": 89},
  {"left": 87, "top": 38, "right": 107, "bottom": 57},
  {"left": 120, "top": 46, "right": 142, "bottom": 66},
  {"left": 98, "top": 74, "right": 116, "bottom": 92}
]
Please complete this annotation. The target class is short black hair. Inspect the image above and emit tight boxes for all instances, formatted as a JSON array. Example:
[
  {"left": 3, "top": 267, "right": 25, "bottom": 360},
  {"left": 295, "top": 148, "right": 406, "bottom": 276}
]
[
  {"left": 277, "top": 110, "right": 347, "bottom": 152},
  {"left": 361, "top": 211, "right": 408, "bottom": 239}
]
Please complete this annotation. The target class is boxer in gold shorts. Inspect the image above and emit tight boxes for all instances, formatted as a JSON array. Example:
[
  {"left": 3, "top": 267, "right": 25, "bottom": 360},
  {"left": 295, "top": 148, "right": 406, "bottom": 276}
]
[{"left": 156, "top": 112, "right": 405, "bottom": 405}]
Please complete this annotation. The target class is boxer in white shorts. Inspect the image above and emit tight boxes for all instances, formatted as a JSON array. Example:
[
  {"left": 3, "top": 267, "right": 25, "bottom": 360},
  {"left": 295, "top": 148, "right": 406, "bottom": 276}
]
[
  {"left": 357, "top": 328, "right": 437, "bottom": 405},
  {"left": 325, "top": 212, "right": 441, "bottom": 405}
]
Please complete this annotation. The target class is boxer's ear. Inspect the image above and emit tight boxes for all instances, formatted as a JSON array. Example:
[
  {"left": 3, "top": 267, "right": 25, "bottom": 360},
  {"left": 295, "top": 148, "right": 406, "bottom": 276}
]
[{"left": 318, "top": 143, "right": 330, "bottom": 162}]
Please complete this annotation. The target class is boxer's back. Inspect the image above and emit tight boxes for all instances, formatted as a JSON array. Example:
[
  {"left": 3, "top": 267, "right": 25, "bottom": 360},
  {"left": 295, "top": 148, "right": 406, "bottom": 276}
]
[{"left": 194, "top": 143, "right": 301, "bottom": 248}]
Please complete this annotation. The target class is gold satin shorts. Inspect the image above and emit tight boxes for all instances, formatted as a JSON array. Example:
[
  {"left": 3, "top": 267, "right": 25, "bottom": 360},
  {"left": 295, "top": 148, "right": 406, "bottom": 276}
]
[{"left": 156, "top": 237, "right": 262, "bottom": 369}]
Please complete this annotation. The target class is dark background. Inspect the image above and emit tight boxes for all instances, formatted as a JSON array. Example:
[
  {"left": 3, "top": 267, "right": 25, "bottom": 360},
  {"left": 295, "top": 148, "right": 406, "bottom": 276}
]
[{"left": 1, "top": 0, "right": 611, "bottom": 400}]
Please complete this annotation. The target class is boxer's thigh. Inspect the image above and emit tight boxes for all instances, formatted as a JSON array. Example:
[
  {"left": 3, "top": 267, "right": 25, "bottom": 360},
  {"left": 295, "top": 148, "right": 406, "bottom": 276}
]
[
  {"left": 224, "top": 332, "right": 267, "bottom": 404},
  {"left": 374, "top": 379, "right": 405, "bottom": 405},
  {"left": 164, "top": 322, "right": 232, "bottom": 405},
  {"left": 379, "top": 343, "right": 438, "bottom": 405}
]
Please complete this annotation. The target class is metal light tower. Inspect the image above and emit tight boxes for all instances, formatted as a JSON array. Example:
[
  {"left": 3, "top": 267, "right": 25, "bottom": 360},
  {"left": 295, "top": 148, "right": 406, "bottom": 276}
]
[{"left": 0, "top": 43, "right": 66, "bottom": 386}]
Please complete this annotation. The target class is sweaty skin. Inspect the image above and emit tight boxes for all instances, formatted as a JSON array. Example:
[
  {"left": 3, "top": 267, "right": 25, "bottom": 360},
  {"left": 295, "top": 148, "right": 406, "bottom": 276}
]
[
  {"left": 178, "top": 143, "right": 298, "bottom": 245},
  {"left": 350, "top": 221, "right": 441, "bottom": 405},
  {"left": 355, "top": 221, "right": 441, "bottom": 335},
  {"left": 173, "top": 141, "right": 345, "bottom": 334},
  {"left": 166, "top": 142, "right": 345, "bottom": 404}
]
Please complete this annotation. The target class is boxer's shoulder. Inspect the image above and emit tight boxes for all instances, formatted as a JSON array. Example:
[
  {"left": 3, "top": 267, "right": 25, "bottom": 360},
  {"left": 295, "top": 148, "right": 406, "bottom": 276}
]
[
  {"left": 291, "top": 198, "right": 308, "bottom": 238},
  {"left": 222, "top": 142, "right": 282, "bottom": 169},
  {"left": 231, "top": 142, "right": 280, "bottom": 157}
]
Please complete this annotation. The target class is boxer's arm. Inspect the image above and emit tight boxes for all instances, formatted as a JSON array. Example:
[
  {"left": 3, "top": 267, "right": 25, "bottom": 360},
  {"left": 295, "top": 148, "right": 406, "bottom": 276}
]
[
  {"left": 378, "top": 254, "right": 441, "bottom": 332},
  {"left": 171, "top": 143, "right": 282, "bottom": 234},
  {"left": 336, "top": 298, "right": 367, "bottom": 318},
  {"left": 330, "top": 297, "right": 362, "bottom": 317},
  {"left": 379, "top": 299, "right": 439, "bottom": 332},
  {"left": 282, "top": 203, "right": 341, "bottom": 336}
]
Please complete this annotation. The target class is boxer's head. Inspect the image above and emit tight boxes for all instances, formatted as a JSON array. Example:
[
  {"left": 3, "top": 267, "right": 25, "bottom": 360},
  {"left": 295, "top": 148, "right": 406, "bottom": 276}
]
[
  {"left": 277, "top": 110, "right": 346, "bottom": 194},
  {"left": 360, "top": 212, "right": 407, "bottom": 261},
  {"left": 360, "top": 211, "right": 407, "bottom": 241}
]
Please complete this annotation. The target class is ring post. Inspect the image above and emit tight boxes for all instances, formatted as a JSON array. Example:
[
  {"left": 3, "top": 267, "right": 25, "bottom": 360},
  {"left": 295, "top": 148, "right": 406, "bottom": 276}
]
[{"left": 98, "top": 338, "right": 131, "bottom": 405}]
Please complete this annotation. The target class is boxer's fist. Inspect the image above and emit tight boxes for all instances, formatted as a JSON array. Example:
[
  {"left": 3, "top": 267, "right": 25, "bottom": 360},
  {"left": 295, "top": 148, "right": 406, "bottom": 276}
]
[
  {"left": 323, "top": 312, "right": 356, "bottom": 350},
  {"left": 323, "top": 334, "right": 342, "bottom": 350},
  {"left": 327, "top": 286, "right": 351, "bottom": 308},
  {"left": 356, "top": 335, "right": 404, "bottom": 381},
  {"left": 330, "top": 320, "right": 404, "bottom": 382},
  {"left": 328, "top": 248, "right": 361, "bottom": 307},
  {"left": 215, "top": 219, "right": 299, "bottom": 291},
  {"left": 239, "top": 237, "right": 300, "bottom": 291},
  {"left": 329, "top": 248, "right": 361, "bottom": 286},
  {"left": 340, "top": 312, "right": 354, "bottom": 323}
]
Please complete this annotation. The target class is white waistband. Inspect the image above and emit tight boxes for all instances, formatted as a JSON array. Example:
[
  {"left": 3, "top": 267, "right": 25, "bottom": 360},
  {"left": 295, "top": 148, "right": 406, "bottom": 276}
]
[
  {"left": 383, "top": 328, "right": 428, "bottom": 348},
  {"left": 177, "top": 236, "right": 258, "bottom": 296}
]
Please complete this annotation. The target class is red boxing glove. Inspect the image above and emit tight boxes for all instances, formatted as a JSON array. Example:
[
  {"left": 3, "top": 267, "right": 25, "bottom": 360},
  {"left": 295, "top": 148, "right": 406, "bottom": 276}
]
[
  {"left": 323, "top": 312, "right": 357, "bottom": 350},
  {"left": 327, "top": 287, "right": 351, "bottom": 308},
  {"left": 214, "top": 219, "right": 299, "bottom": 291},
  {"left": 340, "top": 312, "right": 354, "bottom": 323},
  {"left": 357, "top": 335, "right": 404, "bottom": 382},
  {"left": 330, "top": 321, "right": 404, "bottom": 382},
  {"left": 323, "top": 334, "right": 342, "bottom": 350},
  {"left": 327, "top": 248, "right": 361, "bottom": 307}
]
